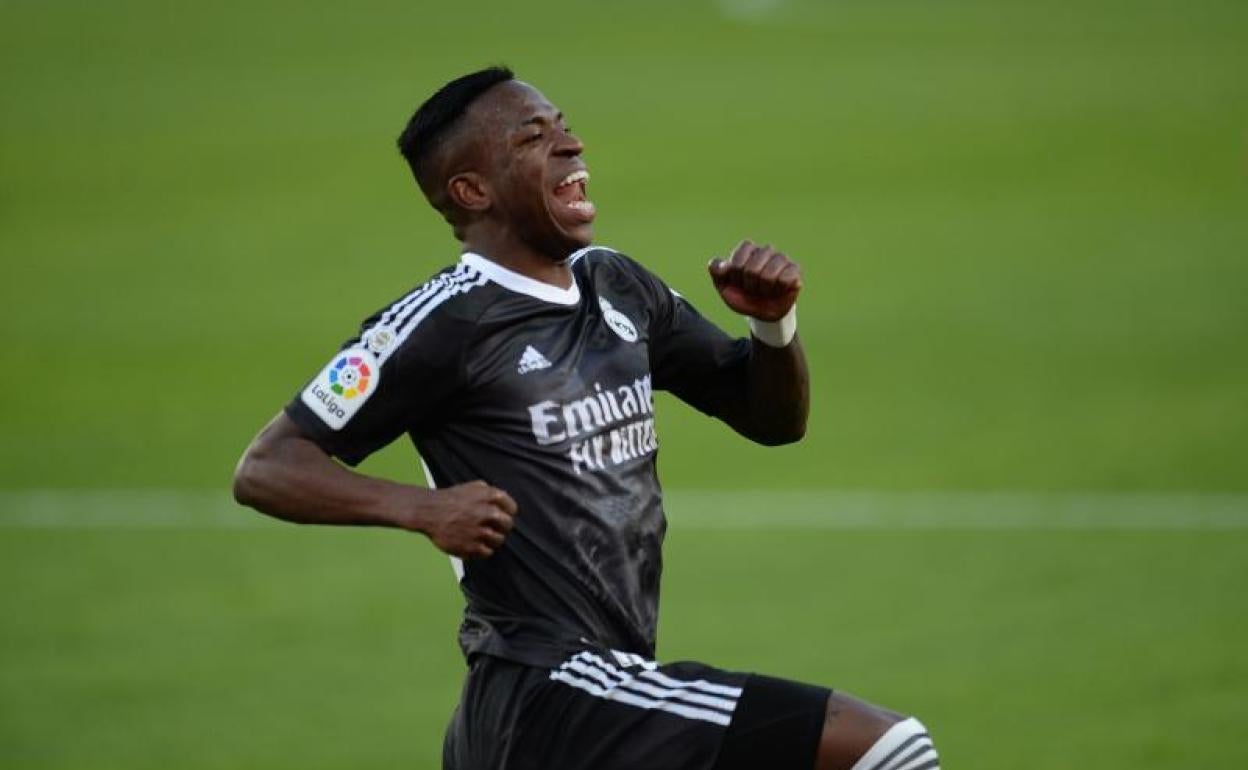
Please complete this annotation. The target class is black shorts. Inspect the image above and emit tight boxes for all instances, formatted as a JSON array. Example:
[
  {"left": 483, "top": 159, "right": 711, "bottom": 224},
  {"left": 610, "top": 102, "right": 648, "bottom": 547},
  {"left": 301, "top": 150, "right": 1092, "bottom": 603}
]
[{"left": 443, "top": 646, "right": 830, "bottom": 770}]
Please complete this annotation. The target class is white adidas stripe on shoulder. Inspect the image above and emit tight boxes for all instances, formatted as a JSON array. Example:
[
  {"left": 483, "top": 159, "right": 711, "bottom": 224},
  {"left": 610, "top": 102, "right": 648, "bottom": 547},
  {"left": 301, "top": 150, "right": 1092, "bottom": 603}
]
[
  {"left": 372, "top": 262, "right": 476, "bottom": 331},
  {"left": 396, "top": 271, "right": 487, "bottom": 337},
  {"left": 390, "top": 264, "right": 484, "bottom": 332},
  {"left": 366, "top": 265, "right": 487, "bottom": 368},
  {"left": 364, "top": 268, "right": 453, "bottom": 343},
  {"left": 375, "top": 280, "right": 439, "bottom": 331}
]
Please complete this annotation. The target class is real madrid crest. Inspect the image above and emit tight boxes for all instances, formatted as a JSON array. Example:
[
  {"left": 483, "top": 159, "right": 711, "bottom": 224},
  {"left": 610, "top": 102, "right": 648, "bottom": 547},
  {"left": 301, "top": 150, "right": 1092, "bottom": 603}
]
[
  {"left": 364, "top": 326, "right": 395, "bottom": 354},
  {"left": 599, "top": 297, "right": 638, "bottom": 342}
]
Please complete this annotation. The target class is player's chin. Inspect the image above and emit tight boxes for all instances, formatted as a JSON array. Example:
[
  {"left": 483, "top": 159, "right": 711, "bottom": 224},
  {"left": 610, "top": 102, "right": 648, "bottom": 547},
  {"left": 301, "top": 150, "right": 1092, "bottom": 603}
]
[
  {"left": 562, "top": 220, "right": 594, "bottom": 249},
  {"left": 549, "top": 211, "right": 595, "bottom": 250}
]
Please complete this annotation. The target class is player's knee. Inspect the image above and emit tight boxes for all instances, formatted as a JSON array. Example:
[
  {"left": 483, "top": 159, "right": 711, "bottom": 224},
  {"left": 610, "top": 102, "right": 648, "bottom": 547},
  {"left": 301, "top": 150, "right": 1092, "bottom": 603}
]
[{"left": 847, "top": 715, "right": 939, "bottom": 770}]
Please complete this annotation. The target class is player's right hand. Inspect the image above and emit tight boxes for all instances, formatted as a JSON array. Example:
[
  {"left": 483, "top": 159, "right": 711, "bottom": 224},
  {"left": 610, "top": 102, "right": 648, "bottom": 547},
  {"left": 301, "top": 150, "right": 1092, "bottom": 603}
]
[{"left": 418, "top": 480, "right": 519, "bottom": 559}]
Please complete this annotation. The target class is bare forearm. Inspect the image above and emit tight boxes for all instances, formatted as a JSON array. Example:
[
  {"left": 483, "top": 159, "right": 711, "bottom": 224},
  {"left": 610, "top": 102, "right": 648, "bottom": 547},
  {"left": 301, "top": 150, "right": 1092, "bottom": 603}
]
[
  {"left": 233, "top": 413, "right": 520, "bottom": 560},
  {"left": 235, "top": 443, "right": 408, "bottom": 528},
  {"left": 232, "top": 414, "right": 427, "bottom": 531}
]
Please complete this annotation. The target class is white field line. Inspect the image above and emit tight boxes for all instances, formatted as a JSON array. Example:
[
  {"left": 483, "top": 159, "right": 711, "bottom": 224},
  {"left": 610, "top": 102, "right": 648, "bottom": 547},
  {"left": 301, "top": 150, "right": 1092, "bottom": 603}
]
[
  {"left": 665, "top": 490, "right": 1248, "bottom": 531},
  {"left": 1, "top": 489, "right": 1247, "bottom": 532}
]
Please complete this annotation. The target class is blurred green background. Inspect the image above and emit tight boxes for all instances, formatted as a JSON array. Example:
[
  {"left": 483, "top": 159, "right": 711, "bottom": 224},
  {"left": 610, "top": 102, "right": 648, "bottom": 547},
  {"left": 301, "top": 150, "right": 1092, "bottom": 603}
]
[{"left": 2, "top": 0, "right": 1246, "bottom": 767}]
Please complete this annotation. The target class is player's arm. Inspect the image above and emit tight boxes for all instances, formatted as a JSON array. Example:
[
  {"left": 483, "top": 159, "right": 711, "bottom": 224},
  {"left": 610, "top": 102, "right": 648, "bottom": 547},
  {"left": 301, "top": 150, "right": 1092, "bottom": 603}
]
[
  {"left": 232, "top": 412, "right": 517, "bottom": 559},
  {"left": 706, "top": 240, "right": 809, "bottom": 445}
]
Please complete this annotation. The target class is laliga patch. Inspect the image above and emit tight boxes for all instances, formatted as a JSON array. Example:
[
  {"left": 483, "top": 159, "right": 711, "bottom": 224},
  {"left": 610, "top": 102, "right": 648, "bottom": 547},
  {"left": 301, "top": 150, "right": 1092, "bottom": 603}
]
[
  {"left": 301, "top": 348, "right": 380, "bottom": 430},
  {"left": 599, "top": 297, "right": 638, "bottom": 342}
]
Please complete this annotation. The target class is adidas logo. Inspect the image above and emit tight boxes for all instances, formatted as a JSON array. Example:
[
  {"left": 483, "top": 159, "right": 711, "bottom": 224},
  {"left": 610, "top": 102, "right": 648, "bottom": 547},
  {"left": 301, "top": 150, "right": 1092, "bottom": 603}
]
[{"left": 517, "top": 345, "right": 552, "bottom": 374}]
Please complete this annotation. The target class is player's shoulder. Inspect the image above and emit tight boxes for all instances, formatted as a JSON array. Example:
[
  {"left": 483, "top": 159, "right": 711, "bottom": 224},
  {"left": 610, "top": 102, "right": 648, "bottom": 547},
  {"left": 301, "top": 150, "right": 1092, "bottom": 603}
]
[
  {"left": 570, "top": 244, "right": 641, "bottom": 275},
  {"left": 293, "top": 261, "right": 490, "bottom": 434},
  {"left": 570, "top": 244, "right": 677, "bottom": 302},
  {"left": 354, "top": 259, "right": 496, "bottom": 363},
  {"left": 570, "top": 244, "right": 670, "bottom": 289}
]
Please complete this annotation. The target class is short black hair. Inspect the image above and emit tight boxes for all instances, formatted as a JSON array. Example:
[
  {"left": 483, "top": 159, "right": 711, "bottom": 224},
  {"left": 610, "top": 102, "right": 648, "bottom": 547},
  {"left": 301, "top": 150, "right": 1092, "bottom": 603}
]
[{"left": 396, "top": 66, "right": 515, "bottom": 192}]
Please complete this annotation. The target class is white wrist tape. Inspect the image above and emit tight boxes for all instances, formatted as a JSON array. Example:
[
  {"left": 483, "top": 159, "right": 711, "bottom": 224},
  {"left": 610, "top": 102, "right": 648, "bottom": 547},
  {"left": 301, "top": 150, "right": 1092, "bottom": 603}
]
[{"left": 747, "top": 305, "right": 797, "bottom": 348}]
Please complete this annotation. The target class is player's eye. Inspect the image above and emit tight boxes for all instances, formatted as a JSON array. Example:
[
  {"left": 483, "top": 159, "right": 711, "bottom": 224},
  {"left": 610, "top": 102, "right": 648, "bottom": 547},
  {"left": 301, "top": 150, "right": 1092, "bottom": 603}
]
[{"left": 522, "top": 133, "right": 543, "bottom": 144}]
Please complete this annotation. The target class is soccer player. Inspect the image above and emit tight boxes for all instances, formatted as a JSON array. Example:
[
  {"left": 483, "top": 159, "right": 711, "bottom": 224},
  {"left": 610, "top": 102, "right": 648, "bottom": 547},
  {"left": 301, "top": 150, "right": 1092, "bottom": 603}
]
[{"left": 234, "top": 67, "right": 940, "bottom": 770}]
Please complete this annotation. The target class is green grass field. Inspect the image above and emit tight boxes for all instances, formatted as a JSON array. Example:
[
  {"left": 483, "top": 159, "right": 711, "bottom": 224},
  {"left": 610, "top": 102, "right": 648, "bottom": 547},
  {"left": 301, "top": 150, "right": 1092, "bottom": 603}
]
[{"left": 2, "top": 0, "right": 1246, "bottom": 767}]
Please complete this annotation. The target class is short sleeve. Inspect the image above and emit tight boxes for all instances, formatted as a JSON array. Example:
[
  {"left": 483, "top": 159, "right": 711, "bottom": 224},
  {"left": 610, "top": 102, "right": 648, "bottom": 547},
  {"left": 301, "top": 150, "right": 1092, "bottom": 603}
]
[
  {"left": 621, "top": 257, "right": 751, "bottom": 419},
  {"left": 284, "top": 288, "right": 467, "bottom": 466}
]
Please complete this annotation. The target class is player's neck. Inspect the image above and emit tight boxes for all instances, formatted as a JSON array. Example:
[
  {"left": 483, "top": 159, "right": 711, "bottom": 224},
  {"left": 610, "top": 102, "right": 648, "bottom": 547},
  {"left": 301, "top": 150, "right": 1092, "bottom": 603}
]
[{"left": 461, "top": 237, "right": 574, "bottom": 290}]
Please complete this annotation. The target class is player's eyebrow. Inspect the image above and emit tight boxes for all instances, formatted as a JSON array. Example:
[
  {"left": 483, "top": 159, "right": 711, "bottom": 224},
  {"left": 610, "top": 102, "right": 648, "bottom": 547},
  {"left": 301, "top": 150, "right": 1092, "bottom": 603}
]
[{"left": 520, "top": 111, "right": 563, "bottom": 127}]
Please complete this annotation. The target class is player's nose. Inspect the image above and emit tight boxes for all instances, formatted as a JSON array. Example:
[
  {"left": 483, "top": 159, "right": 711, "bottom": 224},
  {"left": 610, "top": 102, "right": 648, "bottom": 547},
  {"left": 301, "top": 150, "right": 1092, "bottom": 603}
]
[{"left": 554, "top": 128, "right": 584, "bottom": 156}]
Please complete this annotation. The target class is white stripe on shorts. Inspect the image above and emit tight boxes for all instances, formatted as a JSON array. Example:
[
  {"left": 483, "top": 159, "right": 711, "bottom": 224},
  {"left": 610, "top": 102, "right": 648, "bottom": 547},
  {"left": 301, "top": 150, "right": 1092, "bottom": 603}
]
[
  {"left": 549, "top": 649, "right": 741, "bottom": 727},
  {"left": 550, "top": 670, "right": 735, "bottom": 726},
  {"left": 582, "top": 652, "right": 744, "bottom": 699},
  {"left": 562, "top": 657, "right": 739, "bottom": 712}
]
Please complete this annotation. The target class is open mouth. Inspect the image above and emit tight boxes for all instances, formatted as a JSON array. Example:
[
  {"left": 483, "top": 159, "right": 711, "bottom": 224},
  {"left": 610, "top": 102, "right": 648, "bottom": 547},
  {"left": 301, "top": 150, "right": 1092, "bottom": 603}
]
[{"left": 552, "top": 169, "right": 596, "bottom": 223}]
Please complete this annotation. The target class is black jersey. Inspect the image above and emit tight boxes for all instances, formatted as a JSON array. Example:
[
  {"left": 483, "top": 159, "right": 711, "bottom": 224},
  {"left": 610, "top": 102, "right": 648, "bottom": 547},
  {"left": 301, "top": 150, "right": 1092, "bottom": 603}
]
[{"left": 285, "top": 247, "right": 750, "bottom": 666}]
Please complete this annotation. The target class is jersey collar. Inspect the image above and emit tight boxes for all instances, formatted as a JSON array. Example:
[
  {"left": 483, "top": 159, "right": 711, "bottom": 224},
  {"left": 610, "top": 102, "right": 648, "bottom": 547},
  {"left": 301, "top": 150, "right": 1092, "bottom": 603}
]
[{"left": 461, "top": 252, "right": 581, "bottom": 306}]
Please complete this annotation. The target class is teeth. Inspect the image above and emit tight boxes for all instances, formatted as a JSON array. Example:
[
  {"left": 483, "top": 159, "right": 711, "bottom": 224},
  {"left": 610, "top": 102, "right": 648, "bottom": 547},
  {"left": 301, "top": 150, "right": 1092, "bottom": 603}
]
[
  {"left": 556, "top": 170, "right": 590, "bottom": 188},
  {"left": 568, "top": 201, "right": 594, "bottom": 211}
]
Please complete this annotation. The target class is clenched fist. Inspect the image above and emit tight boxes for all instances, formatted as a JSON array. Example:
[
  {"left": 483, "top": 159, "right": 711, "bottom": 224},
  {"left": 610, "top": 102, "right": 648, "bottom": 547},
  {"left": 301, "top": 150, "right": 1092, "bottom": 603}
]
[
  {"left": 410, "top": 480, "right": 518, "bottom": 559},
  {"left": 708, "top": 240, "right": 802, "bottom": 322}
]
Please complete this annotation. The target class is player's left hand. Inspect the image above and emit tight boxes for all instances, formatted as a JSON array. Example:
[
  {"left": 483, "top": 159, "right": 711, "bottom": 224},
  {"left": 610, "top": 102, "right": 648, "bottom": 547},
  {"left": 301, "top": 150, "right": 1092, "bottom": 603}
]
[{"left": 708, "top": 240, "right": 802, "bottom": 322}]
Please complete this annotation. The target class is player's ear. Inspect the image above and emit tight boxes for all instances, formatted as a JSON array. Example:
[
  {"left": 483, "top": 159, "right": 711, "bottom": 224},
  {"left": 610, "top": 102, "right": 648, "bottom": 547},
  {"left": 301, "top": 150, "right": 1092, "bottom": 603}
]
[{"left": 447, "top": 172, "right": 491, "bottom": 212}]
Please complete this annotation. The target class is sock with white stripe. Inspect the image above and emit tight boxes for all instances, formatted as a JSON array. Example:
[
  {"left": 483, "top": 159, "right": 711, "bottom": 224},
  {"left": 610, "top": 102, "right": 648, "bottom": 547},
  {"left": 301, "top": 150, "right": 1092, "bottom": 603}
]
[{"left": 849, "top": 717, "right": 939, "bottom": 770}]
